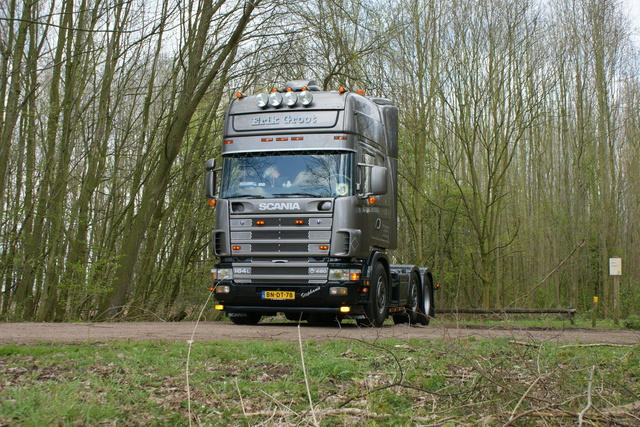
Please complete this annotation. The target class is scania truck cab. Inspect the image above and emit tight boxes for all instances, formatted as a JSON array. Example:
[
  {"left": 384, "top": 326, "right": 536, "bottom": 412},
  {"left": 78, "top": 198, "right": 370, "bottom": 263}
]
[{"left": 205, "top": 80, "right": 434, "bottom": 326}]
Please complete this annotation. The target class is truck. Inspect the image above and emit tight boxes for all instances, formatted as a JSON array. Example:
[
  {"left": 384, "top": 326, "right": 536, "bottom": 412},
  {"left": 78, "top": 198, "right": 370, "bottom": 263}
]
[{"left": 204, "top": 80, "right": 435, "bottom": 327}]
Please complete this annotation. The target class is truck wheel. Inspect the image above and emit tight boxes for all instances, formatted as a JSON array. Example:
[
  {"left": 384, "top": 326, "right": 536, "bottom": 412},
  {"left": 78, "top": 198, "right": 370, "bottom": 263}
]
[
  {"left": 417, "top": 276, "right": 433, "bottom": 326},
  {"left": 229, "top": 313, "right": 261, "bottom": 325},
  {"left": 358, "top": 263, "right": 389, "bottom": 327},
  {"left": 393, "top": 272, "right": 420, "bottom": 325}
]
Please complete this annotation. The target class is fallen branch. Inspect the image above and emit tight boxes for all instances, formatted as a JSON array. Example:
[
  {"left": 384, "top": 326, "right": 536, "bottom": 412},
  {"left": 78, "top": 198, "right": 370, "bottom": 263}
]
[{"left": 578, "top": 366, "right": 595, "bottom": 426}]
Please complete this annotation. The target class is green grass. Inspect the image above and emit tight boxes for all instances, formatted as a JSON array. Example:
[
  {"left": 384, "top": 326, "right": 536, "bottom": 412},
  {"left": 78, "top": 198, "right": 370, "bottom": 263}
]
[{"left": 1, "top": 337, "right": 638, "bottom": 426}]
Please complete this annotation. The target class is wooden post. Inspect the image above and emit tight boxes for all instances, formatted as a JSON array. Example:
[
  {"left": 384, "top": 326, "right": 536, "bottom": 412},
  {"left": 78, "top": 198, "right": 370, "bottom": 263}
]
[{"left": 592, "top": 296, "right": 598, "bottom": 328}]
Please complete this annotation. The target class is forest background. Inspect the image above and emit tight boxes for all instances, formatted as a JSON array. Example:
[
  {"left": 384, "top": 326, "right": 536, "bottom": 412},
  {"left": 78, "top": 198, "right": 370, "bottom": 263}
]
[{"left": 1, "top": 0, "right": 639, "bottom": 321}]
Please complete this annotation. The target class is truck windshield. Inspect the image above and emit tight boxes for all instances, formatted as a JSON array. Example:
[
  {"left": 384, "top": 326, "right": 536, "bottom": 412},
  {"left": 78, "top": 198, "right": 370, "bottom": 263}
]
[{"left": 221, "top": 152, "right": 353, "bottom": 199}]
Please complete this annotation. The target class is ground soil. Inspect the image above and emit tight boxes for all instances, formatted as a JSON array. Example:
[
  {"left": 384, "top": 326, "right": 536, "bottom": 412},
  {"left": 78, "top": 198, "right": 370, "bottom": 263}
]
[{"left": 1, "top": 321, "right": 639, "bottom": 345}]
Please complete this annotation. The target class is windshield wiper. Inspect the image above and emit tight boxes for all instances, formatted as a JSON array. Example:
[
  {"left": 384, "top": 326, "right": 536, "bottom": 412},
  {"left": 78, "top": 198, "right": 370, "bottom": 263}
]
[
  {"left": 273, "top": 193, "right": 318, "bottom": 198},
  {"left": 227, "top": 194, "right": 265, "bottom": 199}
]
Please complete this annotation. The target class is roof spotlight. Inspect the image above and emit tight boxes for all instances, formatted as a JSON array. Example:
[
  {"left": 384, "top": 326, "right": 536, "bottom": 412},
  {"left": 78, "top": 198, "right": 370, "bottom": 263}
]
[
  {"left": 283, "top": 91, "right": 298, "bottom": 107},
  {"left": 255, "top": 93, "right": 269, "bottom": 108},
  {"left": 268, "top": 91, "right": 283, "bottom": 107},
  {"left": 300, "top": 90, "right": 313, "bottom": 106}
]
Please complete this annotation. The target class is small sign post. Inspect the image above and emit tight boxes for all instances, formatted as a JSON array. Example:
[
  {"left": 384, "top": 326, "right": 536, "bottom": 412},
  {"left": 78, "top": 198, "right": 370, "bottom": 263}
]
[{"left": 609, "top": 258, "right": 621, "bottom": 326}]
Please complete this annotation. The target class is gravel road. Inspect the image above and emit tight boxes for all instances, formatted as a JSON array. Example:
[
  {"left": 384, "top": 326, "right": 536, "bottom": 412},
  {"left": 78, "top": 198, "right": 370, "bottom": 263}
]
[{"left": 1, "top": 321, "right": 639, "bottom": 345}]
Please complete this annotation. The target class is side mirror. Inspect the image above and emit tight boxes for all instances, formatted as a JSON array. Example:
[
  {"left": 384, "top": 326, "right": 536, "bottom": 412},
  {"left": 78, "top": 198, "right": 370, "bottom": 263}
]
[
  {"left": 205, "top": 159, "right": 216, "bottom": 198},
  {"left": 370, "top": 166, "right": 388, "bottom": 195}
]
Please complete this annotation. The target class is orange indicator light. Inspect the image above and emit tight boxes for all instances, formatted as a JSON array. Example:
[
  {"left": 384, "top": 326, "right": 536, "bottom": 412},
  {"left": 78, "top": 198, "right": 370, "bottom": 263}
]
[
  {"left": 319, "top": 245, "right": 329, "bottom": 250},
  {"left": 256, "top": 220, "right": 266, "bottom": 226},
  {"left": 350, "top": 272, "right": 360, "bottom": 281},
  {"left": 236, "top": 92, "right": 244, "bottom": 98},
  {"left": 223, "top": 139, "right": 233, "bottom": 145},
  {"left": 209, "top": 199, "right": 216, "bottom": 207},
  {"left": 334, "top": 136, "right": 347, "bottom": 140},
  {"left": 356, "top": 89, "right": 365, "bottom": 96},
  {"left": 368, "top": 196, "right": 377, "bottom": 205},
  {"left": 232, "top": 245, "right": 241, "bottom": 251},
  {"left": 291, "top": 137, "right": 304, "bottom": 141},
  {"left": 276, "top": 137, "right": 288, "bottom": 141},
  {"left": 261, "top": 138, "right": 273, "bottom": 142},
  {"left": 294, "top": 220, "right": 305, "bottom": 225},
  {"left": 338, "top": 87, "right": 346, "bottom": 93}
]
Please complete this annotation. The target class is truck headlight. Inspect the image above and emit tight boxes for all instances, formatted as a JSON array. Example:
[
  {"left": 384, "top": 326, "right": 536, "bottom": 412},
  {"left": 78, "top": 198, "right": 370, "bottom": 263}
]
[
  {"left": 216, "top": 285, "right": 231, "bottom": 294},
  {"left": 330, "top": 287, "right": 348, "bottom": 296},
  {"left": 212, "top": 268, "right": 233, "bottom": 280},
  {"left": 328, "top": 269, "right": 361, "bottom": 281}
]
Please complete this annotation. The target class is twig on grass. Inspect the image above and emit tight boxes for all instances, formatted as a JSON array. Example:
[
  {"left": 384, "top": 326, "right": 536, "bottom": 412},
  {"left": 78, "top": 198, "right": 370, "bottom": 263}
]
[
  {"left": 298, "top": 323, "right": 319, "bottom": 426},
  {"left": 578, "top": 366, "right": 595, "bottom": 426},
  {"left": 508, "top": 375, "right": 542, "bottom": 422},
  {"left": 235, "top": 377, "right": 247, "bottom": 417},
  {"left": 186, "top": 288, "right": 215, "bottom": 427}
]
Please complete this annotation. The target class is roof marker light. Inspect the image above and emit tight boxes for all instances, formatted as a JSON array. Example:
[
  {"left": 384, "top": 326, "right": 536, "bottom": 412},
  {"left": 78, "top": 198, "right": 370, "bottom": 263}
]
[
  {"left": 236, "top": 92, "right": 244, "bottom": 99},
  {"left": 356, "top": 89, "right": 365, "bottom": 96},
  {"left": 338, "top": 87, "right": 347, "bottom": 94}
]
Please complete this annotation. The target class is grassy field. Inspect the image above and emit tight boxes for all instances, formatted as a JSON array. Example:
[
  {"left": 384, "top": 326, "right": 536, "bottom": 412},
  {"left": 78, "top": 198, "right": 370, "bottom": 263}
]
[{"left": 1, "top": 326, "right": 639, "bottom": 426}]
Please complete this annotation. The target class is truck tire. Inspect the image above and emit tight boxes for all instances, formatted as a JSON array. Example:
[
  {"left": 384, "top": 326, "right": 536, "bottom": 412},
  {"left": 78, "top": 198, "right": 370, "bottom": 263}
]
[
  {"left": 229, "top": 313, "right": 262, "bottom": 325},
  {"left": 417, "top": 275, "right": 433, "bottom": 326},
  {"left": 358, "top": 263, "right": 389, "bottom": 327},
  {"left": 393, "top": 272, "right": 420, "bottom": 325}
]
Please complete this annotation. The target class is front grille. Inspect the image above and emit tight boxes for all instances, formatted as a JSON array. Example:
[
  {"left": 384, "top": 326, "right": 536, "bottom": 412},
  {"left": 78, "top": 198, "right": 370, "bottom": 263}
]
[
  {"left": 252, "top": 267, "right": 309, "bottom": 275},
  {"left": 251, "top": 230, "right": 309, "bottom": 240},
  {"left": 230, "top": 212, "right": 332, "bottom": 283},
  {"left": 251, "top": 242, "right": 312, "bottom": 252}
]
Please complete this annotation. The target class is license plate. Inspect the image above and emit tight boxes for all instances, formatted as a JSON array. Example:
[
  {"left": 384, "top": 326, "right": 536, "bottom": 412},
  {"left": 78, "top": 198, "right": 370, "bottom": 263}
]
[{"left": 262, "top": 291, "right": 295, "bottom": 300}]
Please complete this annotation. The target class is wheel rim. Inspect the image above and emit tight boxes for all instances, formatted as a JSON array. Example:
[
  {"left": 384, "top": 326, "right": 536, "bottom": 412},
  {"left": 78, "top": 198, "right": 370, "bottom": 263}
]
[
  {"left": 376, "top": 276, "right": 386, "bottom": 315},
  {"left": 409, "top": 277, "right": 418, "bottom": 312}
]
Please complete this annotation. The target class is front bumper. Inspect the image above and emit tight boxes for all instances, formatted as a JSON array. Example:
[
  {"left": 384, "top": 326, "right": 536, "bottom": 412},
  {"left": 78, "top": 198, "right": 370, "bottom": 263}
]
[{"left": 213, "top": 281, "right": 365, "bottom": 315}]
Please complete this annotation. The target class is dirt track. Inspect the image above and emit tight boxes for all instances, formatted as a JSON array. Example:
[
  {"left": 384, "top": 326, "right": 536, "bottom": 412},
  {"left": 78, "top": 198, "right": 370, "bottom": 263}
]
[{"left": 1, "top": 321, "right": 639, "bottom": 345}]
